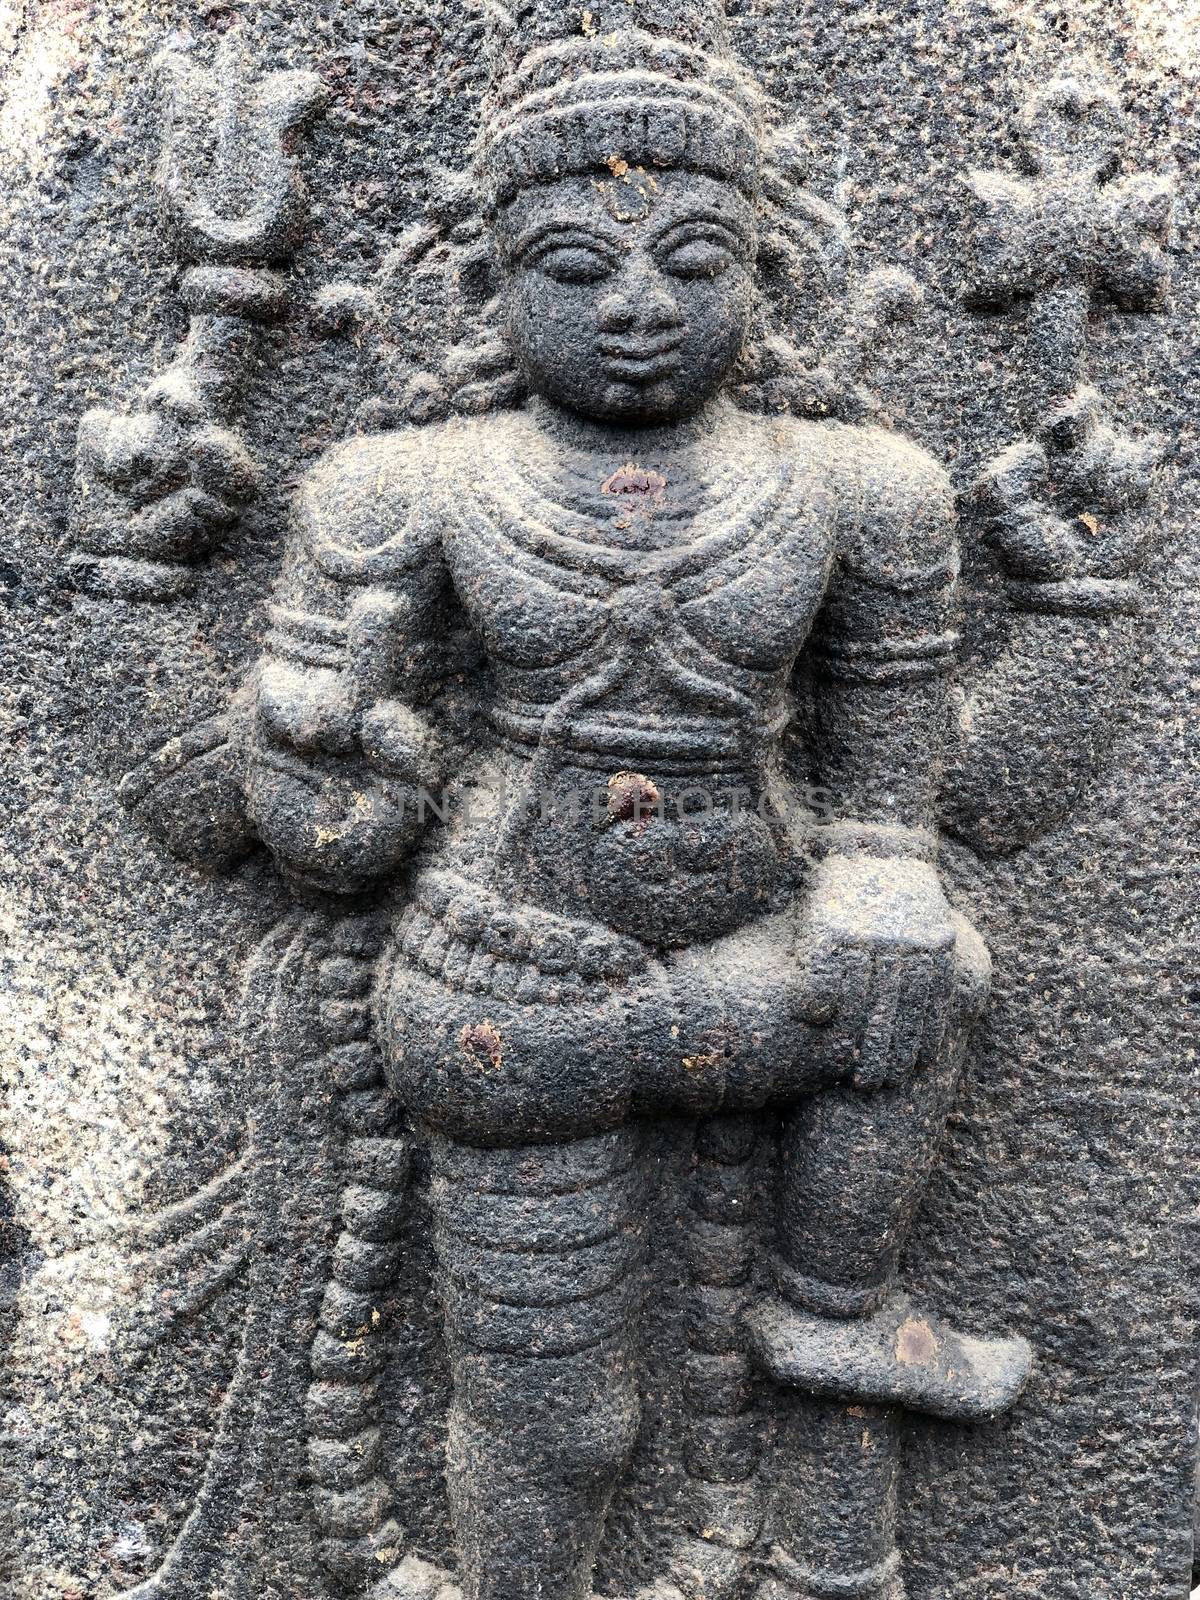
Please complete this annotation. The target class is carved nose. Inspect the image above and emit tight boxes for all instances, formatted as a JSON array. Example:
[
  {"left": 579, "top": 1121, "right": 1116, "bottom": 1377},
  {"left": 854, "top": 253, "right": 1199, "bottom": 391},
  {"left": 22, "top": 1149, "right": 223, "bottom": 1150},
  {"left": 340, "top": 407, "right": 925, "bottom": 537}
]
[{"left": 598, "top": 272, "right": 683, "bottom": 336}]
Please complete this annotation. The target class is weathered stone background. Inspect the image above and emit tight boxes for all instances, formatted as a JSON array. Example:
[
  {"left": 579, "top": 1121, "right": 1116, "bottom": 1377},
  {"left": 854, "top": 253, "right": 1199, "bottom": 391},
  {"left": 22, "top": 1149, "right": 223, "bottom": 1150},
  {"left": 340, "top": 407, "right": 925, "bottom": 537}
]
[{"left": 0, "top": 1, "right": 1196, "bottom": 1597}]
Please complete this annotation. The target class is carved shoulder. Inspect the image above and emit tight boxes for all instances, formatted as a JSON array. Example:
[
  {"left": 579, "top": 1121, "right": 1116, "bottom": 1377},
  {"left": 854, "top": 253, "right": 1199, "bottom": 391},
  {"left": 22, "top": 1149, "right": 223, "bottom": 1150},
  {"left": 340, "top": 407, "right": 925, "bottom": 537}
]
[
  {"left": 833, "top": 425, "right": 959, "bottom": 591},
  {"left": 295, "top": 427, "right": 449, "bottom": 588},
  {"left": 263, "top": 427, "right": 452, "bottom": 718}
]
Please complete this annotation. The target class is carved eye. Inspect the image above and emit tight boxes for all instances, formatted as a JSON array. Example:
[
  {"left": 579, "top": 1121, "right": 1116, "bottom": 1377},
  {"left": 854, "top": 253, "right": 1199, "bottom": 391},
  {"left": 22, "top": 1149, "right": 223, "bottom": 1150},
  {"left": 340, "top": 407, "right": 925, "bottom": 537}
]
[
  {"left": 535, "top": 246, "right": 613, "bottom": 284},
  {"left": 660, "top": 238, "right": 735, "bottom": 280}
]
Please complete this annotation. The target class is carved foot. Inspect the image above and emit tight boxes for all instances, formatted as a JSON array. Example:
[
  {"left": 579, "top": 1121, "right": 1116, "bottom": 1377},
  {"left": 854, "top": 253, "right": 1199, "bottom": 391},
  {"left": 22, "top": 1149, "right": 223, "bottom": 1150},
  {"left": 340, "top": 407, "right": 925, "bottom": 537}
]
[
  {"left": 368, "top": 1557, "right": 462, "bottom": 1600},
  {"left": 662, "top": 1480, "right": 762, "bottom": 1600},
  {"left": 746, "top": 1292, "right": 1032, "bottom": 1421},
  {"left": 664, "top": 1534, "right": 744, "bottom": 1600},
  {"left": 369, "top": 1570, "right": 696, "bottom": 1600}
]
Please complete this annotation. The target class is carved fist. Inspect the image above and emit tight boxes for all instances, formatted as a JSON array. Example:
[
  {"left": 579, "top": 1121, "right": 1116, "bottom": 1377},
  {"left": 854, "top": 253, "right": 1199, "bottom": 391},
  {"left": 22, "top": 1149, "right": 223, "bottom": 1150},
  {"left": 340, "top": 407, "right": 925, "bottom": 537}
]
[
  {"left": 801, "top": 853, "right": 988, "bottom": 1091},
  {"left": 245, "top": 751, "right": 423, "bottom": 896},
  {"left": 76, "top": 383, "right": 260, "bottom": 567},
  {"left": 250, "top": 654, "right": 445, "bottom": 894},
  {"left": 973, "top": 386, "right": 1164, "bottom": 587}
]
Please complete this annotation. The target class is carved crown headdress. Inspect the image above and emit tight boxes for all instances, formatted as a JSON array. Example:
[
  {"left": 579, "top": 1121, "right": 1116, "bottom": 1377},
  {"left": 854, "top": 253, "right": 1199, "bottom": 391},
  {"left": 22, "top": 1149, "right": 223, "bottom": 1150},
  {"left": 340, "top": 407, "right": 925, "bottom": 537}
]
[
  {"left": 476, "top": 0, "right": 765, "bottom": 206},
  {"left": 329, "top": 0, "right": 918, "bottom": 427}
]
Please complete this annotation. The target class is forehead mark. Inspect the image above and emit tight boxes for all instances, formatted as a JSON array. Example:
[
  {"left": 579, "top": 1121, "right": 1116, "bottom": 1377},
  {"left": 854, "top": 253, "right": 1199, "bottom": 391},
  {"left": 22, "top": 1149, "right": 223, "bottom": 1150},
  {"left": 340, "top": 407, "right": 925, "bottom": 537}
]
[
  {"left": 591, "top": 157, "right": 662, "bottom": 224},
  {"left": 591, "top": 173, "right": 656, "bottom": 224}
]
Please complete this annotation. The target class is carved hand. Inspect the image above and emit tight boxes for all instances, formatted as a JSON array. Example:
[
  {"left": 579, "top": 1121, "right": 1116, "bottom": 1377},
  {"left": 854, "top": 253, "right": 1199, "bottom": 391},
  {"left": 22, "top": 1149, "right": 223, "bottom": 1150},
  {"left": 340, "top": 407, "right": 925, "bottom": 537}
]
[
  {"left": 76, "top": 387, "right": 260, "bottom": 568},
  {"left": 248, "top": 658, "right": 444, "bottom": 895},
  {"left": 801, "top": 852, "right": 964, "bottom": 1091}
]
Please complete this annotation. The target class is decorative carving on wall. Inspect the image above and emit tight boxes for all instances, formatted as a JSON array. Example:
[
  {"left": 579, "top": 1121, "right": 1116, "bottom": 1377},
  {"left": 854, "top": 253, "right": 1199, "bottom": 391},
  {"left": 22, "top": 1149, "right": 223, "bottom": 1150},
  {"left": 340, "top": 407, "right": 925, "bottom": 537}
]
[
  {"left": 965, "top": 73, "right": 1171, "bottom": 603},
  {"left": 91, "top": 13, "right": 1173, "bottom": 1600},
  {"left": 942, "top": 74, "right": 1174, "bottom": 852},
  {"left": 72, "top": 36, "right": 325, "bottom": 601}
]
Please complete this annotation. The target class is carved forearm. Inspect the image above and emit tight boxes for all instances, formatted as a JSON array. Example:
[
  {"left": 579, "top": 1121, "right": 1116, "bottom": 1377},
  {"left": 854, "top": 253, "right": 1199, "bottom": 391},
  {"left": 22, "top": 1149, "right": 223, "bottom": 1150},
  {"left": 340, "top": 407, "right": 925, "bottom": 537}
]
[{"left": 940, "top": 580, "right": 1143, "bottom": 855}]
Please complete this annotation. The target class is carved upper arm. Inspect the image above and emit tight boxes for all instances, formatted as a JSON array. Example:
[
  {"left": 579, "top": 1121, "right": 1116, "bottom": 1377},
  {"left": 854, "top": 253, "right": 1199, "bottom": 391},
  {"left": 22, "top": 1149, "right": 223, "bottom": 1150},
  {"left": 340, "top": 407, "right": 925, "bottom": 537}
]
[
  {"left": 259, "top": 431, "right": 451, "bottom": 753},
  {"left": 814, "top": 428, "right": 960, "bottom": 679},
  {"left": 265, "top": 429, "right": 450, "bottom": 687},
  {"left": 280, "top": 429, "right": 447, "bottom": 609}
]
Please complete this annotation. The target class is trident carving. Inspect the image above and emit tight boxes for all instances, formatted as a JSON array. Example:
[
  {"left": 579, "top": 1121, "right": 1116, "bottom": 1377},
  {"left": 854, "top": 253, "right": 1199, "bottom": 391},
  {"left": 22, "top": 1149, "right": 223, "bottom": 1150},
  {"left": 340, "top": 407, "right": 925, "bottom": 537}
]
[
  {"left": 156, "top": 33, "right": 326, "bottom": 265},
  {"left": 73, "top": 36, "right": 325, "bottom": 601}
]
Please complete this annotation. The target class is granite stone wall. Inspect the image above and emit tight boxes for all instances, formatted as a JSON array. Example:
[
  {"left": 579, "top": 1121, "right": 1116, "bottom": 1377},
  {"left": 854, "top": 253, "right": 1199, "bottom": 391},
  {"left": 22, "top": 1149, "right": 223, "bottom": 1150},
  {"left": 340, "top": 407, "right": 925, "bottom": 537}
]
[{"left": 0, "top": 2, "right": 1196, "bottom": 1597}]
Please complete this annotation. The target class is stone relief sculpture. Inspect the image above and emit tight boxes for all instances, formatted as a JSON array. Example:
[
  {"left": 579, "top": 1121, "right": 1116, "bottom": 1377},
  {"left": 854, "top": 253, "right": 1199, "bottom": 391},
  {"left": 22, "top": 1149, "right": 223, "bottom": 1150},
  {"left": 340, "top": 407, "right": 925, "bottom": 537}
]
[
  {"left": 75, "top": 6, "right": 1172, "bottom": 1599},
  {"left": 944, "top": 73, "right": 1173, "bottom": 853},
  {"left": 72, "top": 36, "right": 325, "bottom": 601}
]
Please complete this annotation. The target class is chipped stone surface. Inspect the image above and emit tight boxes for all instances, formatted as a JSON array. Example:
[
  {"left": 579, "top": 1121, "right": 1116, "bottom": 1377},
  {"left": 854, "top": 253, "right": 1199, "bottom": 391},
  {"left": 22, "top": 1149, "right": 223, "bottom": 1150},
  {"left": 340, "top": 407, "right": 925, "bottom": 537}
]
[{"left": 1, "top": 2, "right": 1196, "bottom": 1598}]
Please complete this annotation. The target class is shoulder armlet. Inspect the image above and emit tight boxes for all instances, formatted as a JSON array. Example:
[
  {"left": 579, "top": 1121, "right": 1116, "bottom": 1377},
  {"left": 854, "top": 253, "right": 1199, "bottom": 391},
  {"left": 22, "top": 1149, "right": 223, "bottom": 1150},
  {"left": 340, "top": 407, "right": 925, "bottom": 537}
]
[{"left": 297, "top": 428, "right": 445, "bottom": 585}]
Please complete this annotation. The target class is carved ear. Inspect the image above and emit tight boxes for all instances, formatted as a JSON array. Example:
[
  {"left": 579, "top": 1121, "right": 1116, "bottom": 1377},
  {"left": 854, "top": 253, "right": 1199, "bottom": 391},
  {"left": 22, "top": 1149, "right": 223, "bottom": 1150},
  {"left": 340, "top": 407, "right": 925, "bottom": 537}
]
[
  {"left": 426, "top": 166, "right": 502, "bottom": 312},
  {"left": 456, "top": 236, "right": 507, "bottom": 313}
]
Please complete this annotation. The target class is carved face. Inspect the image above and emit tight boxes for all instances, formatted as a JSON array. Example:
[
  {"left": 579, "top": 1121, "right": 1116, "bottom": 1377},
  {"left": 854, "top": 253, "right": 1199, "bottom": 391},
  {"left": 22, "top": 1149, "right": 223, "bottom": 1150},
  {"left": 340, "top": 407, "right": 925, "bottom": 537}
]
[{"left": 497, "top": 169, "right": 757, "bottom": 425}]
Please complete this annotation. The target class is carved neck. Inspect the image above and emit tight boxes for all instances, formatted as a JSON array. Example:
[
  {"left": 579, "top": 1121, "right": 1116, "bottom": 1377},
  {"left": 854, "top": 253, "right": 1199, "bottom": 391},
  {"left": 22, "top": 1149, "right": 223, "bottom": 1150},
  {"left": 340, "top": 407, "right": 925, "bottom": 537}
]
[{"left": 524, "top": 392, "right": 740, "bottom": 458}]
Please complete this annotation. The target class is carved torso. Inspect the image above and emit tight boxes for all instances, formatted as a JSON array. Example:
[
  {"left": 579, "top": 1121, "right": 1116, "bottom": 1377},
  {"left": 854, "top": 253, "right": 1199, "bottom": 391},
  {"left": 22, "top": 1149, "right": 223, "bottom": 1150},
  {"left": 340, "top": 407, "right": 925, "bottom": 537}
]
[
  {"left": 444, "top": 400, "right": 836, "bottom": 751},
  {"left": 438, "top": 401, "right": 838, "bottom": 939},
  {"left": 280, "top": 400, "right": 956, "bottom": 952},
  {"left": 250, "top": 400, "right": 962, "bottom": 1145}
]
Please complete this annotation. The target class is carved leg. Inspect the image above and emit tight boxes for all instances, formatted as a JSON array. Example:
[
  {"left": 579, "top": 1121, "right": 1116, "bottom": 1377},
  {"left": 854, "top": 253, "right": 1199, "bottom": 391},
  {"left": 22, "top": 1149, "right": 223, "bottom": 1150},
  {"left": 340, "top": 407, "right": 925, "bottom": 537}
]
[
  {"left": 429, "top": 1128, "right": 648, "bottom": 1600},
  {"left": 759, "top": 1031, "right": 966, "bottom": 1600},
  {"left": 770, "top": 1017, "right": 967, "bottom": 1325},
  {"left": 750, "top": 930, "right": 1029, "bottom": 1600},
  {"left": 763, "top": 1402, "right": 904, "bottom": 1600}
]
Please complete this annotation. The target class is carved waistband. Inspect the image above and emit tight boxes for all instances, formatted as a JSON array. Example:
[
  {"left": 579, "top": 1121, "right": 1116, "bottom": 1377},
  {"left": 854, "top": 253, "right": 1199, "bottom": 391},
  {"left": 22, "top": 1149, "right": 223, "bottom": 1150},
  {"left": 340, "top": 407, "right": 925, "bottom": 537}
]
[
  {"left": 487, "top": 699, "right": 788, "bottom": 774},
  {"left": 393, "top": 870, "right": 648, "bottom": 1006}
]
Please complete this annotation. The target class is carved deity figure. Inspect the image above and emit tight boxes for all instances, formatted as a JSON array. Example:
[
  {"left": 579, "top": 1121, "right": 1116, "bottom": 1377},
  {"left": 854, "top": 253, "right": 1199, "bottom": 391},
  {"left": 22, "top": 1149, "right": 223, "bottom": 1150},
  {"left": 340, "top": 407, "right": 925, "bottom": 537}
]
[{"left": 78, "top": 8, "right": 1172, "bottom": 1600}]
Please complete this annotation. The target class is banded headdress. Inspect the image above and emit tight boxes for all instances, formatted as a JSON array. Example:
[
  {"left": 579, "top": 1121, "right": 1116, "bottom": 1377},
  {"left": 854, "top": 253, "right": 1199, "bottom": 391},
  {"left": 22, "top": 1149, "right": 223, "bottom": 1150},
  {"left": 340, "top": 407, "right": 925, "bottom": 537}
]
[{"left": 476, "top": 0, "right": 765, "bottom": 209}]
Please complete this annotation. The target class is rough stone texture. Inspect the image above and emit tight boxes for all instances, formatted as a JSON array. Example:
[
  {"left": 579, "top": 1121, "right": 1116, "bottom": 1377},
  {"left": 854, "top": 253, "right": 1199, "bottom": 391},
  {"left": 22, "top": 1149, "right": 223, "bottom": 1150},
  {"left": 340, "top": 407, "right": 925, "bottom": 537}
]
[{"left": 0, "top": 2, "right": 1196, "bottom": 1599}]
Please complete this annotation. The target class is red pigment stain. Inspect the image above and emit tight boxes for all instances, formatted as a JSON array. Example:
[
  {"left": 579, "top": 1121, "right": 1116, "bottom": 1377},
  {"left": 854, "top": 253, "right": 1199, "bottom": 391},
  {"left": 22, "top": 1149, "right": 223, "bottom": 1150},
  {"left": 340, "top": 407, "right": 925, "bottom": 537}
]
[
  {"left": 601, "top": 463, "right": 668, "bottom": 500},
  {"left": 606, "top": 770, "right": 662, "bottom": 834},
  {"left": 459, "top": 1020, "right": 503, "bottom": 1071}
]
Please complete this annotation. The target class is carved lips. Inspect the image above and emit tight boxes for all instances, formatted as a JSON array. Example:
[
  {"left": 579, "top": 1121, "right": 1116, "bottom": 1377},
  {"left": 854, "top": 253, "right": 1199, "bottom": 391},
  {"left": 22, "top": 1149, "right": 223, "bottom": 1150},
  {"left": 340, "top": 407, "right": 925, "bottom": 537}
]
[{"left": 596, "top": 334, "right": 684, "bottom": 385}]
